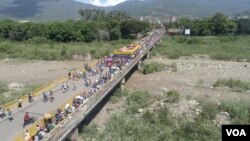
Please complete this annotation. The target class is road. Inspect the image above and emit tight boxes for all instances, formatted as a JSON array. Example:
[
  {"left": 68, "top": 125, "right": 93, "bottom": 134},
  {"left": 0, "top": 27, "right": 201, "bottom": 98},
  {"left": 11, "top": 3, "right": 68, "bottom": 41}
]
[
  {"left": 0, "top": 28, "right": 165, "bottom": 141},
  {"left": 0, "top": 67, "right": 105, "bottom": 141}
]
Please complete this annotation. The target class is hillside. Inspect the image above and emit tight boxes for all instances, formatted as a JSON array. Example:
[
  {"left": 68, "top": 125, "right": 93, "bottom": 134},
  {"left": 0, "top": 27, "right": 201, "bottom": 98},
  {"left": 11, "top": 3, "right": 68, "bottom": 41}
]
[
  {"left": 0, "top": 0, "right": 100, "bottom": 21},
  {"left": 0, "top": 0, "right": 250, "bottom": 21},
  {"left": 112, "top": 0, "right": 250, "bottom": 17}
]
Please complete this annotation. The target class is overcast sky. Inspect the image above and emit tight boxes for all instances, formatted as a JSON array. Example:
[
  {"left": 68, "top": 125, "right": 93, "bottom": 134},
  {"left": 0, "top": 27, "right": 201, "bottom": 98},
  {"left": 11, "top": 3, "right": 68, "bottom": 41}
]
[{"left": 74, "top": 0, "right": 128, "bottom": 7}]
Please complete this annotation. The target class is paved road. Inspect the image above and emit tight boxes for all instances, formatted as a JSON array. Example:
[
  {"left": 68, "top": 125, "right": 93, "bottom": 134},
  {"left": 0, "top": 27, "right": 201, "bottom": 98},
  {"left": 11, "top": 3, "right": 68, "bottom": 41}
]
[{"left": 0, "top": 66, "right": 106, "bottom": 141}]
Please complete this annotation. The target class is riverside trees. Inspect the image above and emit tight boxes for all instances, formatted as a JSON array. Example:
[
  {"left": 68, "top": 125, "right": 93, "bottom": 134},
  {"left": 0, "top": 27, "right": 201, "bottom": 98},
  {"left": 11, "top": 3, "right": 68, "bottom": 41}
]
[{"left": 0, "top": 10, "right": 150, "bottom": 42}]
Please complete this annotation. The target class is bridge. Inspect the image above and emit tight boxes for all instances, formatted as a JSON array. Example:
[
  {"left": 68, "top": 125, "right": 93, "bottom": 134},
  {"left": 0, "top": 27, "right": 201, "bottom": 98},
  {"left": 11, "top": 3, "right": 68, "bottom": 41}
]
[{"left": 0, "top": 27, "right": 165, "bottom": 141}]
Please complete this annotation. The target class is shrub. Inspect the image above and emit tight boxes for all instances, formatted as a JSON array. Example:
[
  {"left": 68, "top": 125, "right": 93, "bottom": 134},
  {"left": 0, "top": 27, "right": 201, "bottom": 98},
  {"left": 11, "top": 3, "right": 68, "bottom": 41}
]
[
  {"left": 219, "top": 100, "right": 250, "bottom": 124},
  {"left": 213, "top": 78, "right": 250, "bottom": 92},
  {"left": 81, "top": 124, "right": 99, "bottom": 139},
  {"left": 164, "top": 90, "right": 180, "bottom": 103},
  {"left": 110, "top": 89, "right": 129, "bottom": 104},
  {"left": 168, "top": 50, "right": 182, "bottom": 59},
  {"left": 169, "top": 63, "right": 178, "bottom": 72},
  {"left": 140, "top": 62, "right": 165, "bottom": 74},
  {"left": 126, "top": 91, "right": 152, "bottom": 114}
]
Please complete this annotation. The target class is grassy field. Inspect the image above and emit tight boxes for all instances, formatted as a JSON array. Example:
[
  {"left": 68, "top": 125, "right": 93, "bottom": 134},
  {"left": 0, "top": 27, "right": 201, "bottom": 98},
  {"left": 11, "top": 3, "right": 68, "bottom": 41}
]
[
  {"left": 213, "top": 78, "right": 250, "bottom": 92},
  {"left": 0, "top": 39, "right": 132, "bottom": 60},
  {"left": 81, "top": 91, "right": 250, "bottom": 141},
  {"left": 81, "top": 90, "right": 250, "bottom": 141},
  {"left": 152, "top": 35, "right": 250, "bottom": 61}
]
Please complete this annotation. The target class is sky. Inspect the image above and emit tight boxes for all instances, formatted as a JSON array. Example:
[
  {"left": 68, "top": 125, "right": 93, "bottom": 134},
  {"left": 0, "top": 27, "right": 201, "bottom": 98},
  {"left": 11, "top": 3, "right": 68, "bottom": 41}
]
[{"left": 74, "top": 0, "right": 128, "bottom": 7}]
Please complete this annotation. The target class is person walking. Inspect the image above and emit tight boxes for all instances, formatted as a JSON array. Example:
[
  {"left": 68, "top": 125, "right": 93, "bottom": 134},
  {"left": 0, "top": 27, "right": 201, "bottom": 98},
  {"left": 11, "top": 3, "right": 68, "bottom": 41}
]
[
  {"left": 43, "top": 92, "right": 48, "bottom": 102},
  {"left": 0, "top": 107, "right": 4, "bottom": 118},
  {"left": 28, "top": 92, "right": 34, "bottom": 103},
  {"left": 49, "top": 90, "right": 54, "bottom": 103},
  {"left": 18, "top": 97, "right": 22, "bottom": 108},
  {"left": 23, "top": 112, "right": 30, "bottom": 128},
  {"left": 73, "top": 81, "right": 76, "bottom": 90},
  {"left": 7, "top": 108, "right": 13, "bottom": 121}
]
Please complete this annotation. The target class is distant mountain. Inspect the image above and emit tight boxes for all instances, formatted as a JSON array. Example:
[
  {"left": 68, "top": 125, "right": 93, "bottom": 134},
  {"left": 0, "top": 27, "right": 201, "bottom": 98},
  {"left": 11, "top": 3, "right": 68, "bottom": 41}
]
[
  {"left": 112, "top": 0, "right": 250, "bottom": 18},
  {"left": 0, "top": 0, "right": 101, "bottom": 21},
  {"left": 0, "top": 0, "right": 250, "bottom": 21}
]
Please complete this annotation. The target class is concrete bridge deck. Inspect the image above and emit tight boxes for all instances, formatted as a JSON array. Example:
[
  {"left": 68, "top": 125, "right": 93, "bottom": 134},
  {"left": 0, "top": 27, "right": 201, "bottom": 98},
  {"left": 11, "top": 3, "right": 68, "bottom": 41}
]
[{"left": 0, "top": 28, "right": 165, "bottom": 141}]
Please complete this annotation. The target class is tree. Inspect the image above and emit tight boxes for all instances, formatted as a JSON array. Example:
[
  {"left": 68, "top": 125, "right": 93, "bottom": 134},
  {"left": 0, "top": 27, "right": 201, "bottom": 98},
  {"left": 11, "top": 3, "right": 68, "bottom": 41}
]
[
  {"left": 79, "top": 9, "right": 131, "bottom": 22},
  {"left": 237, "top": 18, "right": 250, "bottom": 34},
  {"left": 192, "top": 18, "right": 212, "bottom": 36},
  {"left": 26, "top": 23, "right": 48, "bottom": 39},
  {"left": 121, "top": 20, "right": 149, "bottom": 39},
  {"left": 107, "top": 20, "right": 121, "bottom": 40},
  {"left": 0, "top": 19, "right": 16, "bottom": 39},
  {"left": 211, "top": 12, "right": 237, "bottom": 35},
  {"left": 110, "top": 28, "right": 121, "bottom": 40},
  {"left": 47, "top": 21, "right": 76, "bottom": 42},
  {"left": 80, "top": 22, "right": 98, "bottom": 42},
  {"left": 8, "top": 22, "right": 32, "bottom": 41}
]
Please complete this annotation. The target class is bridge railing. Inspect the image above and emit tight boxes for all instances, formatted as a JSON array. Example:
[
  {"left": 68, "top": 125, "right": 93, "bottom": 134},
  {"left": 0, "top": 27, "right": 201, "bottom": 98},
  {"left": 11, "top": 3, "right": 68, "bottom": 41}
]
[
  {"left": 13, "top": 28, "right": 165, "bottom": 141},
  {"left": 3, "top": 75, "right": 68, "bottom": 112},
  {"left": 43, "top": 29, "right": 165, "bottom": 141},
  {"left": 3, "top": 60, "right": 98, "bottom": 113},
  {"left": 13, "top": 61, "right": 99, "bottom": 141}
]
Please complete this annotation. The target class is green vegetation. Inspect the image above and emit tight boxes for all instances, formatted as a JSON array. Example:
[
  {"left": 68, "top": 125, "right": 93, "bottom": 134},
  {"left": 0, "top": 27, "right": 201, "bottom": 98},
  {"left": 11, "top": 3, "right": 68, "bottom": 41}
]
[
  {"left": 0, "top": 39, "right": 132, "bottom": 60},
  {"left": 153, "top": 35, "right": 250, "bottom": 61},
  {"left": 164, "top": 90, "right": 180, "bottom": 103},
  {"left": 110, "top": 88, "right": 129, "bottom": 104},
  {"left": 220, "top": 101, "right": 250, "bottom": 124},
  {"left": 0, "top": 82, "right": 40, "bottom": 105},
  {"left": 169, "top": 63, "right": 178, "bottom": 72},
  {"left": 139, "top": 62, "right": 165, "bottom": 74},
  {"left": 195, "top": 79, "right": 204, "bottom": 87},
  {"left": 0, "top": 15, "right": 150, "bottom": 42},
  {"left": 0, "top": 11, "right": 151, "bottom": 60},
  {"left": 81, "top": 90, "right": 250, "bottom": 141},
  {"left": 125, "top": 91, "right": 152, "bottom": 114},
  {"left": 167, "top": 12, "right": 249, "bottom": 36},
  {"left": 213, "top": 78, "right": 250, "bottom": 92}
]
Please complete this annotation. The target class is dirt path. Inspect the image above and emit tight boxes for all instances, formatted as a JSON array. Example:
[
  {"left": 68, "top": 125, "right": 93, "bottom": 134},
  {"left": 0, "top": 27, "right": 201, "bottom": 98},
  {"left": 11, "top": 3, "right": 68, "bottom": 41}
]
[{"left": 0, "top": 59, "right": 91, "bottom": 85}]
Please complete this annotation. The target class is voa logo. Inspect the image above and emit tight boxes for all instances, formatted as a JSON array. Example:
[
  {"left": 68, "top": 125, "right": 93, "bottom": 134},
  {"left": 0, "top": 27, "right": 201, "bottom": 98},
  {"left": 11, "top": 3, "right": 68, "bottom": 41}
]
[{"left": 226, "top": 129, "right": 246, "bottom": 136}]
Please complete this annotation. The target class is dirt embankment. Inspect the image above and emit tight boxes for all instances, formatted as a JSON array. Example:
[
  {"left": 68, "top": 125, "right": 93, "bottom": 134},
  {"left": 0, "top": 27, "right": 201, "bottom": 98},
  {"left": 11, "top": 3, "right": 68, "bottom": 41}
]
[
  {"left": 0, "top": 59, "right": 87, "bottom": 85},
  {"left": 126, "top": 57, "right": 250, "bottom": 102}
]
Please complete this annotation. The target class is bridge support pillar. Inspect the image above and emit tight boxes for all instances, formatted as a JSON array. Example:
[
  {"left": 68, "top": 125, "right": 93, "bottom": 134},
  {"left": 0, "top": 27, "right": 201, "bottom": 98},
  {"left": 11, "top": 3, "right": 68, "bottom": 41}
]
[
  {"left": 137, "top": 60, "right": 142, "bottom": 70},
  {"left": 67, "top": 128, "right": 79, "bottom": 141},
  {"left": 146, "top": 51, "right": 150, "bottom": 59},
  {"left": 159, "top": 39, "right": 162, "bottom": 43},
  {"left": 120, "top": 77, "right": 125, "bottom": 90}
]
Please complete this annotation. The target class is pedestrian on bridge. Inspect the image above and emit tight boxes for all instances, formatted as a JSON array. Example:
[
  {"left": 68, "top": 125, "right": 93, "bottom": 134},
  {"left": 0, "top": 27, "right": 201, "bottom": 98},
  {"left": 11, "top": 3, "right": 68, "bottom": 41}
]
[
  {"left": 18, "top": 97, "right": 22, "bottom": 108},
  {"left": 7, "top": 108, "right": 13, "bottom": 121},
  {"left": 23, "top": 112, "right": 30, "bottom": 128},
  {"left": 43, "top": 92, "right": 49, "bottom": 102},
  {"left": 68, "top": 71, "right": 71, "bottom": 79},
  {"left": 49, "top": 90, "right": 54, "bottom": 103},
  {"left": 73, "top": 81, "right": 76, "bottom": 90},
  {"left": 28, "top": 92, "right": 34, "bottom": 103},
  {"left": 0, "top": 107, "right": 4, "bottom": 118}
]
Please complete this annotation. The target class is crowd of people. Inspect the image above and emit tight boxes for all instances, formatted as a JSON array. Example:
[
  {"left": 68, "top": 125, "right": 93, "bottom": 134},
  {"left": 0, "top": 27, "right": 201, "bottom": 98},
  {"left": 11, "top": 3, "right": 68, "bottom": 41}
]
[
  {"left": 30, "top": 29, "right": 165, "bottom": 140},
  {"left": 0, "top": 28, "right": 165, "bottom": 141}
]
